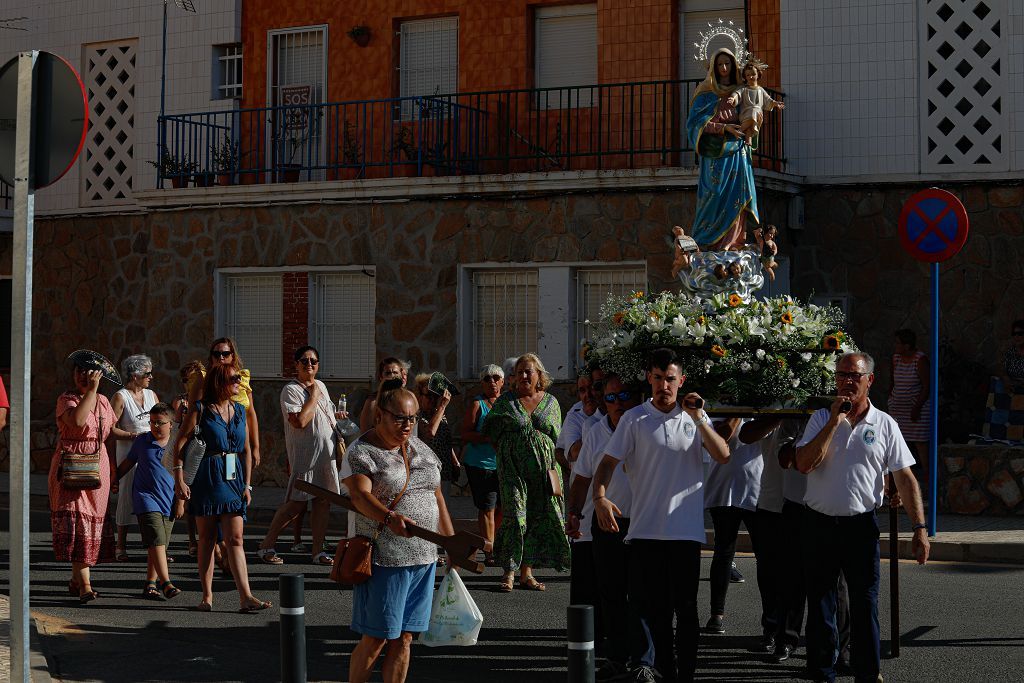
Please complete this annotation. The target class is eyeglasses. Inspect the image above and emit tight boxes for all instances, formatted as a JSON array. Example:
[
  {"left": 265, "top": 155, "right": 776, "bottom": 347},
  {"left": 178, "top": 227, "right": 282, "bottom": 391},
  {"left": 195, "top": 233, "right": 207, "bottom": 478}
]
[
  {"left": 228, "top": 375, "right": 243, "bottom": 384},
  {"left": 382, "top": 407, "right": 418, "bottom": 426},
  {"left": 604, "top": 390, "right": 635, "bottom": 403},
  {"left": 137, "top": 371, "right": 153, "bottom": 378},
  {"left": 835, "top": 370, "right": 869, "bottom": 380},
  {"left": 212, "top": 350, "right": 233, "bottom": 359},
  {"left": 298, "top": 358, "right": 319, "bottom": 366},
  {"left": 482, "top": 375, "right": 503, "bottom": 382},
  {"left": 149, "top": 420, "right": 170, "bottom": 427}
]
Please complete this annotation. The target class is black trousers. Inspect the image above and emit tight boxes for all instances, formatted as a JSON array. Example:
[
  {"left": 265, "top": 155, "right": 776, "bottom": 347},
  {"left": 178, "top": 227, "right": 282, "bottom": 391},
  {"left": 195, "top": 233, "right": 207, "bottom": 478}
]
[
  {"left": 570, "top": 539, "right": 604, "bottom": 647},
  {"left": 708, "top": 506, "right": 776, "bottom": 635},
  {"left": 802, "top": 507, "right": 879, "bottom": 683},
  {"left": 629, "top": 539, "right": 701, "bottom": 683},
  {"left": 591, "top": 517, "right": 643, "bottom": 667},
  {"left": 762, "top": 500, "right": 807, "bottom": 648}
]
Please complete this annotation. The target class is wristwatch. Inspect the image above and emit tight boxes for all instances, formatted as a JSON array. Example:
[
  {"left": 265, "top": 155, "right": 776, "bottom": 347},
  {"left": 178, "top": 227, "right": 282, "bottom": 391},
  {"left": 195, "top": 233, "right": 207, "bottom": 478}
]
[{"left": 912, "top": 523, "right": 927, "bottom": 532}]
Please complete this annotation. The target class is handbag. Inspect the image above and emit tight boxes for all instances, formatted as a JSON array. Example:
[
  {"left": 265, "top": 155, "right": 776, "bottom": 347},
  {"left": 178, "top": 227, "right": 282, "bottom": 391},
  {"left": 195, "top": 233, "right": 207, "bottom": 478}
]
[
  {"left": 181, "top": 401, "right": 207, "bottom": 486},
  {"left": 331, "top": 443, "right": 411, "bottom": 585},
  {"left": 59, "top": 404, "right": 104, "bottom": 490}
]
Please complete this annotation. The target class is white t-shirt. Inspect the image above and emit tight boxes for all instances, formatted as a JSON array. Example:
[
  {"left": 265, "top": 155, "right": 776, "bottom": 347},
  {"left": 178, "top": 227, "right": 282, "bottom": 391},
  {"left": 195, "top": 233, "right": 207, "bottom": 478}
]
[
  {"left": 580, "top": 410, "right": 604, "bottom": 441},
  {"left": 602, "top": 401, "right": 706, "bottom": 544},
  {"left": 556, "top": 401, "right": 590, "bottom": 451},
  {"left": 796, "top": 403, "right": 915, "bottom": 516},
  {"left": 574, "top": 416, "right": 632, "bottom": 541},
  {"left": 704, "top": 419, "right": 762, "bottom": 511},
  {"left": 757, "top": 419, "right": 805, "bottom": 513}
]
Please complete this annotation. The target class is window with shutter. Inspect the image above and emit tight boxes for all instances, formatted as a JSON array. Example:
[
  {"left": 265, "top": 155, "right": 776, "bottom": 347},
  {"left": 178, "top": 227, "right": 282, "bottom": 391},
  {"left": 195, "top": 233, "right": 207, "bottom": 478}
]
[
  {"left": 679, "top": 3, "right": 746, "bottom": 81},
  {"left": 472, "top": 270, "right": 538, "bottom": 371},
  {"left": 311, "top": 272, "right": 376, "bottom": 379},
  {"left": 534, "top": 4, "right": 598, "bottom": 109},
  {"left": 575, "top": 267, "right": 648, "bottom": 368},
  {"left": 221, "top": 275, "right": 283, "bottom": 377},
  {"left": 399, "top": 16, "right": 459, "bottom": 120}
]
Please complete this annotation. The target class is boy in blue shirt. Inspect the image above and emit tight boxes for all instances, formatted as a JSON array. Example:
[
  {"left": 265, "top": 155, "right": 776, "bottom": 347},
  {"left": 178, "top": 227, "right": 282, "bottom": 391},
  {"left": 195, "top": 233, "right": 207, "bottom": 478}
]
[{"left": 116, "top": 402, "right": 181, "bottom": 599}]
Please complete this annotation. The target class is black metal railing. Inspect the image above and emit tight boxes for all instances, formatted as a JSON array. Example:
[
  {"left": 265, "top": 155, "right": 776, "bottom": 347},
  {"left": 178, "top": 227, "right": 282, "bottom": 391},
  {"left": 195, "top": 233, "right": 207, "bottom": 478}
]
[
  {"left": 156, "top": 79, "right": 785, "bottom": 188},
  {"left": 1, "top": 179, "right": 11, "bottom": 210}
]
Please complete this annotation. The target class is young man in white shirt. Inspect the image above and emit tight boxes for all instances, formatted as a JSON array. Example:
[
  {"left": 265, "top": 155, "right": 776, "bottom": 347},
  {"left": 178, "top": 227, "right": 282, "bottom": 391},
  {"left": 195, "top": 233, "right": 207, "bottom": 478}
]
[
  {"left": 795, "top": 352, "right": 929, "bottom": 683},
  {"left": 565, "top": 373, "right": 642, "bottom": 682},
  {"left": 592, "top": 348, "right": 730, "bottom": 683}
]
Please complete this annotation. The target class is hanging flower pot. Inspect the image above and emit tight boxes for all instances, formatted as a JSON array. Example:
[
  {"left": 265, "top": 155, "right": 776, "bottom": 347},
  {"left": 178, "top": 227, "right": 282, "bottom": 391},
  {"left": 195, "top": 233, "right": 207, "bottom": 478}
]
[{"left": 348, "top": 26, "right": 370, "bottom": 47}]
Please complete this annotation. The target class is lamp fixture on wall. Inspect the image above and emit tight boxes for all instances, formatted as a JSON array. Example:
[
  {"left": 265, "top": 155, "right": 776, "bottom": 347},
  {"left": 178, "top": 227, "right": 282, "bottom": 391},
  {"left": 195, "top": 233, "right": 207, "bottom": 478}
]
[{"left": 347, "top": 25, "right": 371, "bottom": 47}]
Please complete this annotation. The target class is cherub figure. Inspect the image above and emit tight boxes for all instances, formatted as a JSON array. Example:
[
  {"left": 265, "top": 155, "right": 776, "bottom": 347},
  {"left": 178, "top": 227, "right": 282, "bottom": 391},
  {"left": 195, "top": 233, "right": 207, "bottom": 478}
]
[
  {"left": 670, "top": 225, "right": 701, "bottom": 278},
  {"left": 729, "top": 58, "right": 785, "bottom": 146},
  {"left": 727, "top": 260, "right": 743, "bottom": 280},
  {"left": 753, "top": 224, "right": 779, "bottom": 281},
  {"left": 713, "top": 263, "right": 728, "bottom": 280}
]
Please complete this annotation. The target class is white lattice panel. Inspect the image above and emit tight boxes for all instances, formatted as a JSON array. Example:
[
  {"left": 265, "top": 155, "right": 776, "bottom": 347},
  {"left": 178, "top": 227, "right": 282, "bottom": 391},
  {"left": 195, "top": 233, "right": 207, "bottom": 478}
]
[
  {"left": 81, "top": 41, "right": 138, "bottom": 206},
  {"left": 222, "top": 274, "right": 283, "bottom": 377},
  {"left": 921, "top": 0, "right": 1009, "bottom": 171},
  {"left": 472, "top": 270, "right": 538, "bottom": 371},
  {"left": 575, "top": 267, "right": 646, "bottom": 363},
  {"left": 311, "top": 272, "right": 376, "bottom": 379}
]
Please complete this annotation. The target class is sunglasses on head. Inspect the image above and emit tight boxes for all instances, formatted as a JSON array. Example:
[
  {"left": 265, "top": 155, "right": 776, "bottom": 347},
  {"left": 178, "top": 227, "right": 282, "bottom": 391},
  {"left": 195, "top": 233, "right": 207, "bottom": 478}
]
[
  {"left": 604, "top": 390, "right": 634, "bottom": 403},
  {"left": 298, "top": 358, "right": 319, "bottom": 366},
  {"left": 213, "top": 350, "right": 233, "bottom": 359}
]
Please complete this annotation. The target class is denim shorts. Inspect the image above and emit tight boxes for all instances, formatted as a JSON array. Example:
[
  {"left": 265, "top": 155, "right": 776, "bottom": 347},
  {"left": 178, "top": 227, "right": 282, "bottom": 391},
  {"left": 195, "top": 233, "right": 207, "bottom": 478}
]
[
  {"left": 465, "top": 465, "right": 500, "bottom": 511},
  {"left": 351, "top": 563, "right": 435, "bottom": 640}
]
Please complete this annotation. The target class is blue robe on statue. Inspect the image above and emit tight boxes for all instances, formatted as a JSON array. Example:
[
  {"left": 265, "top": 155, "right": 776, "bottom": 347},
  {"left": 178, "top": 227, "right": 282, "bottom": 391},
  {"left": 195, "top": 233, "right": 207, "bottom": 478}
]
[{"left": 686, "top": 91, "right": 759, "bottom": 249}]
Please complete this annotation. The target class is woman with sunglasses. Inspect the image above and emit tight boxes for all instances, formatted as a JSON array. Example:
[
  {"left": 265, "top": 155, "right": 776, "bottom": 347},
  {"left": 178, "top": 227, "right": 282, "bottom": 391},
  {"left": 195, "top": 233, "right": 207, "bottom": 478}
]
[
  {"left": 257, "top": 346, "right": 344, "bottom": 565},
  {"left": 483, "top": 353, "right": 570, "bottom": 592},
  {"left": 110, "top": 354, "right": 160, "bottom": 562},
  {"left": 359, "top": 357, "right": 410, "bottom": 433},
  {"left": 174, "top": 364, "right": 270, "bottom": 613},
  {"left": 460, "top": 364, "right": 505, "bottom": 564},
  {"left": 342, "top": 382, "right": 453, "bottom": 683},
  {"left": 187, "top": 338, "right": 261, "bottom": 468}
]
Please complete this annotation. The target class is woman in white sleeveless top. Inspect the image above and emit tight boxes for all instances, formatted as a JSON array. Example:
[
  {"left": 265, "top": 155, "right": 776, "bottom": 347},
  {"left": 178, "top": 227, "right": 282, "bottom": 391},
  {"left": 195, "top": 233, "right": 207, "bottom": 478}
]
[{"left": 110, "top": 354, "right": 160, "bottom": 561}]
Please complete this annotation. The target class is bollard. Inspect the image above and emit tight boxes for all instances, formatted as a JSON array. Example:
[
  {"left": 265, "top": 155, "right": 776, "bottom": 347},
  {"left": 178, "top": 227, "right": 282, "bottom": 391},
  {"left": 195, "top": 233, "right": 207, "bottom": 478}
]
[
  {"left": 567, "top": 604, "right": 595, "bottom": 683},
  {"left": 280, "top": 573, "right": 307, "bottom": 683}
]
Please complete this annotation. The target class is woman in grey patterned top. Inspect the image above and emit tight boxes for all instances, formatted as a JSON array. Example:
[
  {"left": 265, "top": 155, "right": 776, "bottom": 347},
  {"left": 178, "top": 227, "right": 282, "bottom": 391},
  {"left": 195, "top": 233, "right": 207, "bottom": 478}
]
[{"left": 343, "top": 383, "right": 454, "bottom": 683}]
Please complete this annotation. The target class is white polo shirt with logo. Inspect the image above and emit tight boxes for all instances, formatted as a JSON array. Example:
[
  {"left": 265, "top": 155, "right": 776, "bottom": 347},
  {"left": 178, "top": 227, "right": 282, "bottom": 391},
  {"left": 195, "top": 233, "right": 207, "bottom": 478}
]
[
  {"left": 574, "top": 416, "right": 632, "bottom": 542},
  {"left": 602, "top": 400, "right": 706, "bottom": 544},
  {"left": 556, "top": 401, "right": 589, "bottom": 451},
  {"left": 796, "top": 402, "right": 915, "bottom": 516}
]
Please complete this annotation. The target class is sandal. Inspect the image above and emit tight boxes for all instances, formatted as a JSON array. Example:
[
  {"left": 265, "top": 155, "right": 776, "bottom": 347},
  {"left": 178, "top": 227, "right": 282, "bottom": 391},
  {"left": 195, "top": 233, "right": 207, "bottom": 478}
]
[
  {"left": 194, "top": 601, "right": 212, "bottom": 612},
  {"left": 312, "top": 552, "right": 333, "bottom": 566},
  {"left": 68, "top": 579, "right": 80, "bottom": 596},
  {"left": 495, "top": 574, "right": 514, "bottom": 593},
  {"left": 115, "top": 547, "right": 129, "bottom": 562},
  {"left": 518, "top": 577, "right": 546, "bottom": 592},
  {"left": 188, "top": 542, "right": 198, "bottom": 557},
  {"left": 290, "top": 542, "right": 306, "bottom": 553},
  {"left": 79, "top": 589, "right": 99, "bottom": 604},
  {"left": 143, "top": 581, "right": 162, "bottom": 600},
  {"left": 238, "top": 598, "right": 272, "bottom": 614},
  {"left": 159, "top": 581, "right": 181, "bottom": 599},
  {"left": 257, "top": 548, "right": 284, "bottom": 565}
]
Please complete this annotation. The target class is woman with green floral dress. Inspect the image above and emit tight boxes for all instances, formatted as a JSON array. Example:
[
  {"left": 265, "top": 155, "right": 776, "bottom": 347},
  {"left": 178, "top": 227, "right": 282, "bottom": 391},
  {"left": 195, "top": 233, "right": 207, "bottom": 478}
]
[{"left": 483, "top": 353, "right": 570, "bottom": 592}]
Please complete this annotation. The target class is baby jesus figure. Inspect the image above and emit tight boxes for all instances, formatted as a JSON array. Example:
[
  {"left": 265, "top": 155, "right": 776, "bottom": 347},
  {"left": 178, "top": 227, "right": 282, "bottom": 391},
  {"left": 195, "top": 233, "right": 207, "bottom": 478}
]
[
  {"left": 729, "top": 59, "right": 784, "bottom": 146},
  {"left": 670, "top": 225, "right": 700, "bottom": 278},
  {"left": 753, "top": 224, "right": 779, "bottom": 281}
]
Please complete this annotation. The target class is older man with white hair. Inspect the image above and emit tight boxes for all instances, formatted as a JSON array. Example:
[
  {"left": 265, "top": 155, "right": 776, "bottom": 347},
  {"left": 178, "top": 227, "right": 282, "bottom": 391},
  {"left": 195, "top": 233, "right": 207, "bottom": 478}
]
[{"left": 795, "top": 352, "right": 929, "bottom": 683}]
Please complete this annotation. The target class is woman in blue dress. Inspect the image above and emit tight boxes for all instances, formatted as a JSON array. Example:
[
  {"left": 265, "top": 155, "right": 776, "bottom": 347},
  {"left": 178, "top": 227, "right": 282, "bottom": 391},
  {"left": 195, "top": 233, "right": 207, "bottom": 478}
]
[
  {"left": 174, "top": 363, "right": 271, "bottom": 613},
  {"left": 686, "top": 47, "right": 759, "bottom": 251}
]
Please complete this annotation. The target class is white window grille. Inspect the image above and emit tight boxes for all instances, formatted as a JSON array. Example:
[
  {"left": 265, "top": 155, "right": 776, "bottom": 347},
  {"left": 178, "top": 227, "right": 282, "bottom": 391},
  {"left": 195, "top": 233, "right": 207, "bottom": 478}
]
[
  {"left": 920, "top": 0, "right": 1008, "bottom": 171},
  {"left": 679, "top": 3, "right": 746, "bottom": 81},
  {"left": 472, "top": 270, "right": 538, "bottom": 371},
  {"left": 220, "top": 275, "right": 283, "bottom": 377},
  {"left": 575, "top": 267, "right": 647, "bottom": 365},
  {"left": 269, "top": 27, "right": 327, "bottom": 180},
  {"left": 81, "top": 40, "right": 137, "bottom": 206},
  {"left": 215, "top": 44, "right": 242, "bottom": 99},
  {"left": 534, "top": 4, "right": 598, "bottom": 109},
  {"left": 311, "top": 271, "right": 376, "bottom": 379},
  {"left": 399, "top": 16, "right": 459, "bottom": 120}
]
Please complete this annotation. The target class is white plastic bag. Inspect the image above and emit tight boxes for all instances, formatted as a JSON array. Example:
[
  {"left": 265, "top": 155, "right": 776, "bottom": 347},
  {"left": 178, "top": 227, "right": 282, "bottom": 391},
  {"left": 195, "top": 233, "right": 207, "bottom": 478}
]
[{"left": 420, "top": 568, "right": 484, "bottom": 647}]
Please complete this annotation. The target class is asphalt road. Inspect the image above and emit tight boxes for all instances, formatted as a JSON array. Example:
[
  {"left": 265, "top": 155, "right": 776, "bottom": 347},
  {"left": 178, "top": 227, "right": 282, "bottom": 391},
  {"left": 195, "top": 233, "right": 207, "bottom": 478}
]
[{"left": 3, "top": 511, "right": 1024, "bottom": 682}]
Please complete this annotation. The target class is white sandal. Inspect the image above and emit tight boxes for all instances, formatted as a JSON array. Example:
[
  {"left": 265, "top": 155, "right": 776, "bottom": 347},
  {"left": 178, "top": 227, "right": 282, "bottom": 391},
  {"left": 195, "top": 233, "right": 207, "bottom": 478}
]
[
  {"left": 257, "top": 548, "right": 284, "bottom": 565},
  {"left": 312, "top": 551, "right": 333, "bottom": 566}
]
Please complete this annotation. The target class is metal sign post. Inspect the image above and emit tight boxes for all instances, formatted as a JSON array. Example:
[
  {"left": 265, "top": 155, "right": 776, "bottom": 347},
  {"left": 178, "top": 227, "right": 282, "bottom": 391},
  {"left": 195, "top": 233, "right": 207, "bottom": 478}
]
[{"left": 10, "top": 49, "right": 37, "bottom": 683}]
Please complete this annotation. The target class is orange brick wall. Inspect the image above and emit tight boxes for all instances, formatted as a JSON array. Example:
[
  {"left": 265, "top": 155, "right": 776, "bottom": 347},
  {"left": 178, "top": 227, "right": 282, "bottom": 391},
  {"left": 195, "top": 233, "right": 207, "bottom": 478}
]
[{"left": 747, "top": 0, "right": 781, "bottom": 90}]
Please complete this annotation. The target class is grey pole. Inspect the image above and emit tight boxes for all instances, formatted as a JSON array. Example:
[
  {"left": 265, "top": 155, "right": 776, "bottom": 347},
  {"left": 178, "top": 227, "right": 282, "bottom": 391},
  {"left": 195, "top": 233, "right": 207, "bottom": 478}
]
[
  {"left": 567, "top": 604, "right": 595, "bottom": 683},
  {"left": 279, "top": 573, "right": 307, "bottom": 683},
  {"left": 10, "top": 49, "right": 38, "bottom": 683}
]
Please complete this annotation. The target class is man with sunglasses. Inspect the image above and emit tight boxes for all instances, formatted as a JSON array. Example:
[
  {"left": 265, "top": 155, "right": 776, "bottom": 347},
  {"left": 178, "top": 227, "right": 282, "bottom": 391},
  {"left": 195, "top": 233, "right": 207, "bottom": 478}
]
[
  {"left": 566, "top": 373, "right": 642, "bottom": 681},
  {"left": 795, "top": 352, "right": 929, "bottom": 683},
  {"left": 592, "top": 348, "right": 730, "bottom": 683}
]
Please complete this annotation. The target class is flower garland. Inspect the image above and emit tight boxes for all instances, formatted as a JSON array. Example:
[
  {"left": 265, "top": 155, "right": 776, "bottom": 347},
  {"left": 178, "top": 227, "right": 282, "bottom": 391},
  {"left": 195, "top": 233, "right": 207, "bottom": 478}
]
[{"left": 584, "top": 291, "right": 857, "bottom": 408}]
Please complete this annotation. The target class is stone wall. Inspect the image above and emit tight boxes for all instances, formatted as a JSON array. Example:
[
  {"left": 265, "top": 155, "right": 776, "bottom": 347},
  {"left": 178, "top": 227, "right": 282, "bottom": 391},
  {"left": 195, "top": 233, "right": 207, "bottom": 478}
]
[{"left": 939, "top": 444, "right": 1024, "bottom": 515}]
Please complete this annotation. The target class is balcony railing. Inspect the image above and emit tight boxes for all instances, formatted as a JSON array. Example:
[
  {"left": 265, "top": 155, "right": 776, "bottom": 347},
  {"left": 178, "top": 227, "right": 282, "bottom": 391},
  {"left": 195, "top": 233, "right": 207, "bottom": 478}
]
[
  {"left": 1, "top": 179, "right": 11, "bottom": 211},
  {"left": 156, "top": 79, "right": 785, "bottom": 188}
]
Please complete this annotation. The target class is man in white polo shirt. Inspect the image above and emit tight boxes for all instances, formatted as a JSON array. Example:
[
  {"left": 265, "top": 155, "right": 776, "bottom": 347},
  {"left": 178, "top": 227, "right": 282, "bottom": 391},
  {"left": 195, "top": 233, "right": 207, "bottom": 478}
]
[
  {"left": 556, "top": 371, "right": 596, "bottom": 468},
  {"left": 795, "top": 352, "right": 929, "bottom": 683},
  {"left": 592, "top": 348, "right": 730, "bottom": 683}
]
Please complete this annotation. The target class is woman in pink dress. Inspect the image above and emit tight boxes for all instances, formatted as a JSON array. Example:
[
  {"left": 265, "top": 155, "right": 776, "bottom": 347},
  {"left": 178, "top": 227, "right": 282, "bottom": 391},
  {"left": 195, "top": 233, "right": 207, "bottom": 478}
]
[
  {"left": 49, "top": 361, "right": 133, "bottom": 603},
  {"left": 888, "top": 329, "right": 931, "bottom": 480}
]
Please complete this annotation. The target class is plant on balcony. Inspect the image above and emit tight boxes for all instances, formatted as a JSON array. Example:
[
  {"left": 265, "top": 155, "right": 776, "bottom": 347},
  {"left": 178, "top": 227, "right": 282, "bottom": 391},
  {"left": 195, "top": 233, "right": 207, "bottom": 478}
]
[
  {"left": 342, "top": 121, "right": 364, "bottom": 179},
  {"left": 211, "top": 134, "right": 240, "bottom": 186},
  {"left": 148, "top": 150, "right": 196, "bottom": 189},
  {"left": 347, "top": 25, "right": 371, "bottom": 47}
]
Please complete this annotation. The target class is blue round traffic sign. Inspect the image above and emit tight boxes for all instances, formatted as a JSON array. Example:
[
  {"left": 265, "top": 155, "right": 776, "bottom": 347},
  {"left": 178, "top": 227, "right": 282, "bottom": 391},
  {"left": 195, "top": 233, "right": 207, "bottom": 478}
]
[{"left": 897, "top": 188, "right": 969, "bottom": 263}]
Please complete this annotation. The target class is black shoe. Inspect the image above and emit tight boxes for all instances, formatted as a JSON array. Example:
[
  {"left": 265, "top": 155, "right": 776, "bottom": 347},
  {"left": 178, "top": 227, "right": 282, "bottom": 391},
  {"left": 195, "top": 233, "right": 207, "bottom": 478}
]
[
  {"left": 625, "top": 666, "right": 659, "bottom": 682},
  {"left": 729, "top": 561, "right": 745, "bottom": 583},
  {"left": 704, "top": 614, "right": 726, "bottom": 634},
  {"left": 595, "top": 660, "right": 629, "bottom": 682},
  {"left": 836, "top": 657, "right": 853, "bottom": 675},
  {"left": 760, "top": 634, "right": 776, "bottom": 653},
  {"left": 772, "top": 644, "right": 793, "bottom": 663}
]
